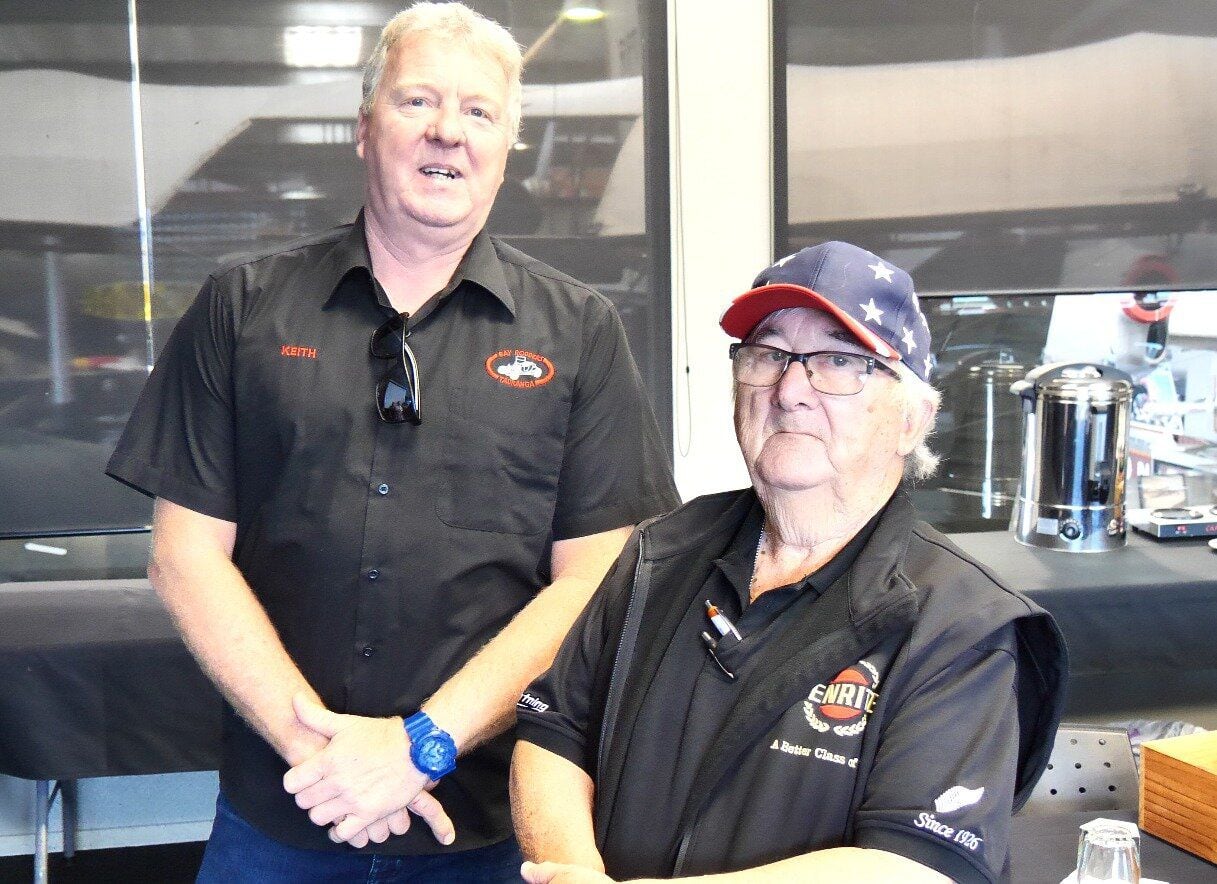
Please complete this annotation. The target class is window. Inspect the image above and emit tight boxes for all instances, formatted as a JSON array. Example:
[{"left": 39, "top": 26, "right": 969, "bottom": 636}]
[
  {"left": 776, "top": 1, "right": 1217, "bottom": 531},
  {"left": 0, "top": 0, "right": 670, "bottom": 577}
]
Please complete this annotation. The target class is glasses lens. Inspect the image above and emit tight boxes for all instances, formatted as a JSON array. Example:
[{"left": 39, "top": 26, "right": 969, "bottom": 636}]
[
  {"left": 806, "top": 352, "right": 871, "bottom": 395},
  {"left": 370, "top": 313, "right": 406, "bottom": 359},
  {"left": 377, "top": 364, "right": 420, "bottom": 424},
  {"left": 733, "top": 344, "right": 788, "bottom": 386},
  {"left": 732, "top": 345, "right": 877, "bottom": 395}
]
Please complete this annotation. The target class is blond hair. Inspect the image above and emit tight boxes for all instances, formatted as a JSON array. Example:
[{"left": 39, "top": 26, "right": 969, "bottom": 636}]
[{"left": 361, "top": 2, "right": 524, "bottom": 139}]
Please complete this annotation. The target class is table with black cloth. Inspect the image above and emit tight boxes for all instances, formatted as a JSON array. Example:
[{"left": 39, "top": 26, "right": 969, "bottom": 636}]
[
  {"left": 1011, "top": 809, "right": 1217, "bottom": 882},
  {"left": 0, "top": 579, "right": 221, "bottom": 883},
  {"left": 948, "top": 530, "right": 1217, "bottom": 727},
  {"left": 1, "top": 532, "right": 1216, "bottom": 880}
]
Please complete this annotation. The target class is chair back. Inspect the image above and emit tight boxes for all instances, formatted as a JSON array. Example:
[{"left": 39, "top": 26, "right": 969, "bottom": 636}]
[{"left": 1019, "top": 724, "right": 1138, "bottom": 816}]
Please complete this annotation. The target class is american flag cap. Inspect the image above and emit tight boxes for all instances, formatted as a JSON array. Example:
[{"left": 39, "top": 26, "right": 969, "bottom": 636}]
[{"left": 720, "top": 241, "right": 934, "bottom": 382}]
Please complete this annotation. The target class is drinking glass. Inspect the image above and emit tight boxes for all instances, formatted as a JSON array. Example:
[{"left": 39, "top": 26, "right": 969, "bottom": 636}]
[{"left": 1077, "top": 824, "right": 1141, "bottom": 883}]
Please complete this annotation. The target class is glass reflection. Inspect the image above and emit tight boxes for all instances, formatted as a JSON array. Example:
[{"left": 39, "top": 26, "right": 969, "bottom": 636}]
[
  {"left": 777, "top": 1, "right": 1217, "bottom": 531},
  {"left": 918, "top": 291, "right": 1217, "bottom": 530},
  {"left": 0, "top": 2, "right": 152, "bottom": 539},
  {"left": 778, "top": 1, "right": 1217, "bottom": 295},
  {"left": 1, "top": 0, "right": 668, "bottom": 569}
]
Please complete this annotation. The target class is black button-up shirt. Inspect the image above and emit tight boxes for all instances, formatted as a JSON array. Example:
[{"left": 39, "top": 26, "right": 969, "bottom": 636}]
[{"left": 107, "top": 214, "right": 680, "bottom": 854}]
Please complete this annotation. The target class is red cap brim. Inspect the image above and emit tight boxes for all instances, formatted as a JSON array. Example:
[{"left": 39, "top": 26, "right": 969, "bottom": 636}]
[{"left": 719, "top": 284, "right": 900, "bottom": 359}]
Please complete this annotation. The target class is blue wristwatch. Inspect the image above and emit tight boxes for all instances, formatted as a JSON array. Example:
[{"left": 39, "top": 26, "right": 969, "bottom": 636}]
[{"left": 403, "top": 711, "right": 457, "bottom": 781}]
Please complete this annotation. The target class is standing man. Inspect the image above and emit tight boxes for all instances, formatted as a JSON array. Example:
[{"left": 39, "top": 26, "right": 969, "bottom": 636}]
[{"left": 106, "top": 3, "right": 679, "bottom": 881}]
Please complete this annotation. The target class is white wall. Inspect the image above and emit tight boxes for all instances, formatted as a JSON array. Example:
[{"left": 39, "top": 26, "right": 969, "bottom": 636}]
[{"left": 669, "top": 0, "right": 773, "bottom": 500}]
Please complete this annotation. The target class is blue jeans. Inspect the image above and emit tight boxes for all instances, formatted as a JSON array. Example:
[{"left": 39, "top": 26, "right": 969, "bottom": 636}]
[{"left": 197, "top": 794, "right": 524, "bottom": 883}]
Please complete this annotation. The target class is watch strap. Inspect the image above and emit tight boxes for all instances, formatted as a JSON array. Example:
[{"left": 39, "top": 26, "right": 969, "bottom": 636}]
[{"left": 403, "top": 710, "right": 439, "bottom": 743}]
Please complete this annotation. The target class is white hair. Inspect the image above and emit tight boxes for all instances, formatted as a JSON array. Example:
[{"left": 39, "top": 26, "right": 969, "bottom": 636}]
[
  {"left": 361, "top": 2, "right": 524, "bottom": 140},
  {"left": 890, "top": 360, "right": 942, "bottom": 482}
]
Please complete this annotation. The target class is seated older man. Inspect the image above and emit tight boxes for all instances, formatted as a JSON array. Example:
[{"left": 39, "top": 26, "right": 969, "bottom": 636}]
[{"left": 508, "top": 241, "right": 1067, "bottom": 884}]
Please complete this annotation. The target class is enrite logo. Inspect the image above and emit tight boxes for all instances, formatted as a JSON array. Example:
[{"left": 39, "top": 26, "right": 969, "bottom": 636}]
[{"left": 804, "top": 660, "right": 880, "bottom": 737}]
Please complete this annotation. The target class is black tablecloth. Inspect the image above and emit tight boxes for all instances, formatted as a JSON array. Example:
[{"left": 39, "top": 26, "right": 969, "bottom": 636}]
[
  {"left": 948, "top": 531, "right": 1217, "bottom": 676},
  {"left": 2, "top": 532, "right": 1215, "bottom": 786},
  {"left": 0, "top": 579, "right": 221, "bottom": 780},
  {"left": 1011, "top": 809, "right": 1217, "bottom": 883}
]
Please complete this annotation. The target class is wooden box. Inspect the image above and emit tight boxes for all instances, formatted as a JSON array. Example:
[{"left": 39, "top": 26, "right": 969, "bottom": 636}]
[{"left": 1139, "top": 730, "right": 1217, "bottom": 864}]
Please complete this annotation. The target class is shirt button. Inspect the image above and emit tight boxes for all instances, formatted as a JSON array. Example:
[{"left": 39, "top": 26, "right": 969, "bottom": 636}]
[
  {"left": 377, "top": 483, "right": 390, "bottom": 495},
  {"left": 362, "top": 646, "right": 375, "bottom": 657},
  {"left": 367, "top": 569, "right": 379, "bottom": 580}
]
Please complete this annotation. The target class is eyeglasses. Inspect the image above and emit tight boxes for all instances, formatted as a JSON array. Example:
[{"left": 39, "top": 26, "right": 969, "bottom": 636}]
[
  {"left": 729, "top": 343, "right": 898, "bottom": 396},
  {"left": 370, "top": 312, "right": 421, "bottom": 424}
]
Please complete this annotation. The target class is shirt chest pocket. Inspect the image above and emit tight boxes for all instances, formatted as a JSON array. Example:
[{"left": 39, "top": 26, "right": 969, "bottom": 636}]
[{"left": 434, "top": 372, "right": 572, "bottom": 535}]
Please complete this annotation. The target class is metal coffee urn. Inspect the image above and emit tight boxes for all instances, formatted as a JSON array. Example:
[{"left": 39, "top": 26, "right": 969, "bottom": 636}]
[{"left": 1010, "top": 363, "right": 1133, "bottom": 552}]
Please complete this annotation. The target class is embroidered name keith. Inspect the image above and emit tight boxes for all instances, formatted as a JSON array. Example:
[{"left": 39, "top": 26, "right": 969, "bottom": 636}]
[{"left": 280, "top": 345, "right": 317, "bottom": 359}]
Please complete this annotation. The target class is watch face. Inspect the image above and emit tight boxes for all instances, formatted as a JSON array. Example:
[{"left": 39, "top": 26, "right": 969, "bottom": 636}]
[
  {"left": 419, "top": 737, "right": 453, "bottom": 767},
  {"left": 413, "top": 731, "right": 457, "bottom": 777}
]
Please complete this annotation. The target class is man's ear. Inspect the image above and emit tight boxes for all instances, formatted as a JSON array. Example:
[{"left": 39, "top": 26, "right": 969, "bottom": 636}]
[
  {"left": 355, "top": 111, "right": 368, "bottom": 160},
  {"left": 897, "top": 395, "right": 936, "bottom": 457}
]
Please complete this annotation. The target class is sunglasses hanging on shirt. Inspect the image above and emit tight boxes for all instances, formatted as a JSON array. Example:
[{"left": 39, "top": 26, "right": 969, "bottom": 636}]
[{"left": 369, "top": 312, "right": 421, "bottom": 425}]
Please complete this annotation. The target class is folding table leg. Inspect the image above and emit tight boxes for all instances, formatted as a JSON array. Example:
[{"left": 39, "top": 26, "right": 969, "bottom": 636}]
[
  {"left": 33, "top": 779, "right": 49, "bottom": 884},
  {"left": 61, "top": 780, "right": 78, "bottom": 858}
]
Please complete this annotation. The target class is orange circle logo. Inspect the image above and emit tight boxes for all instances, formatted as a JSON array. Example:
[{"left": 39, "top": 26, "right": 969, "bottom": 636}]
[
  {"left": 816, "top": 667, "right": 874, "bottom": 721},
  {"left": 484, "top": 349, "right": 556, "bottom": 389},
  {"left": 803, "top": 660, "right": 881, "bottom": 737}
]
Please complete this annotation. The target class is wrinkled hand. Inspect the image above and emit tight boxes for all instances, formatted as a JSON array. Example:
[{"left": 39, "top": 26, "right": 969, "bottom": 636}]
[
  {"left": 282, "top": 693, "right": 455, "bottom": 847},
  {"left": 521, "top": 861, "right": 615, "bottom": 884}
]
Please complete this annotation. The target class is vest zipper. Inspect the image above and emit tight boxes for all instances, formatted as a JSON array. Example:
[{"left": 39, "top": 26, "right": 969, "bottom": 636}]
[{"left": 596, "top": 530, "right": 649, "bottom": 799}]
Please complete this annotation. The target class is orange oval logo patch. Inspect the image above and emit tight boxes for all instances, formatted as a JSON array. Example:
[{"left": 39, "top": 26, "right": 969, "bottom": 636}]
[
  {"left": 803, "top": 659, "right": 881, "bottom": 738},
  {"left": 484, "top": 349, "right": 556, "bottom": 389}
]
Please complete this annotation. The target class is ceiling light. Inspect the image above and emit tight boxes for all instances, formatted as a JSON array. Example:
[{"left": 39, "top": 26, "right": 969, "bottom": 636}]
[
  {"left": 512, "top": 142, "right": 531, "bottom": 151},
  {"left": 283, "top": 25, "right": 363, "bottom": 68},
  {"left": 270, "top": 178, "right": 326, "bottom": 200},
  {"left": 279, "top": 122, "right": 356, "bottom": 145},
  {"left": 561, "top": 0, "right": 605, "bottom": 23},
  {"left": 279, "top": 187, "right": 325, "bottom": 201}
]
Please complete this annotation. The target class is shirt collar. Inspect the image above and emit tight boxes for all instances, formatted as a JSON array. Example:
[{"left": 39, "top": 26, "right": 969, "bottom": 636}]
[
  {"left": 714, "top": 499, "right": 766, "bottom": 601},
  {"left": 315, "top": 211, "right": 374, "bottom": 304},
  {"left": 454, "top": 227, "right": 515, "bottom": 315},
  {"left": 714, "top": 495, "right": 890, "bottom": 608},
  {"left": 321, "top": 211, "right": 516, "bottom": 316}
]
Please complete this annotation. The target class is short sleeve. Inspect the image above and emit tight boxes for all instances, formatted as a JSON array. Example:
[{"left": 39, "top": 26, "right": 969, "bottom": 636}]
[
  {"left": 105, "top": 274, "right": 239, "bottom": 521},
  {"left": 515, "top": 531, "right": 638, "bottom": 770},
  {"left": 551, "top": 300, "right": 679, "bottom": 540},
  {"left": 851, "top": 626, "right": 1020, "bottom": 884}
]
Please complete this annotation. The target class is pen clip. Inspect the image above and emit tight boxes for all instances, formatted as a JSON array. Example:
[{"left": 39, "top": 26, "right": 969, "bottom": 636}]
[{"left": 701, "top": 631, "right": 735, "bottom": 680}]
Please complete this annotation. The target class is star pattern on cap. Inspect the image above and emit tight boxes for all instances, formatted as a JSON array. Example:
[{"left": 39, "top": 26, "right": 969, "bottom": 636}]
[
  {"left": 868, "top": 261, "right": 895, "bottom": 283},
  {"left": 860, "top": 297, "right": 884, "bottom": 324},
  {"left": 726, "top": 242, "right": 935, "bottom": 382}
]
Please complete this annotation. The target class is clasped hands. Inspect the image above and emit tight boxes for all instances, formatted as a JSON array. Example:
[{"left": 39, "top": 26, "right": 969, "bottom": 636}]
[
  {"left": 521, "top": 862, "right": 617, "bottom": 883},
  {"left": 282, "top": 693, "right": 455, "bottom": 848}
]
